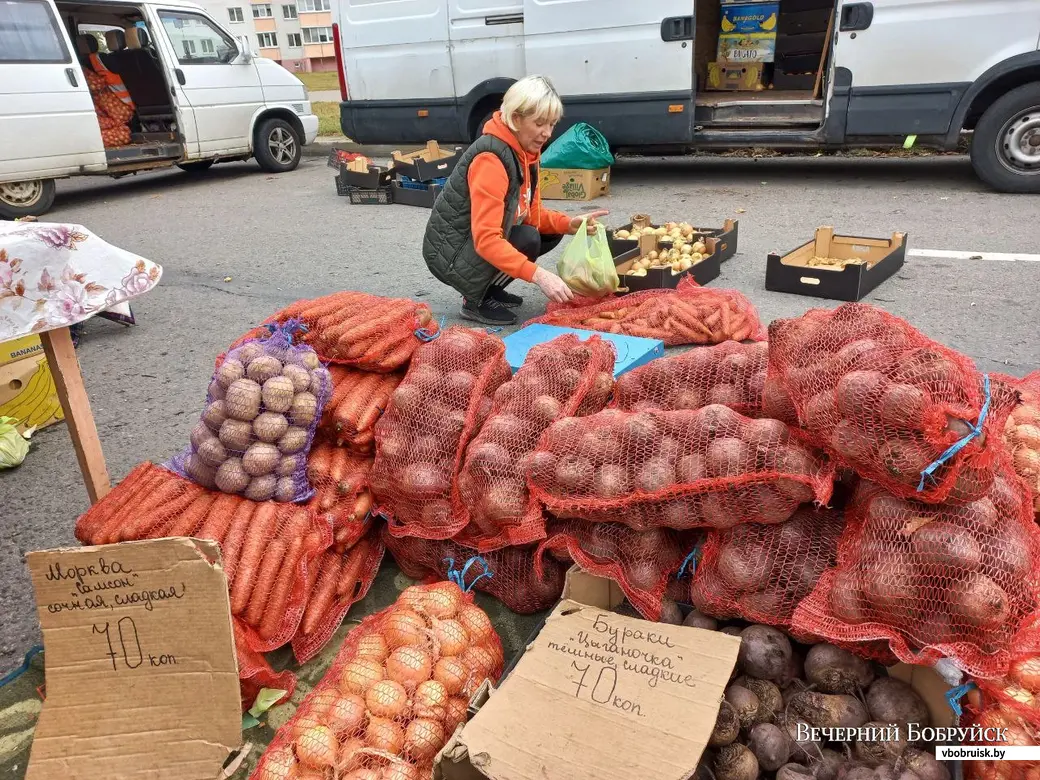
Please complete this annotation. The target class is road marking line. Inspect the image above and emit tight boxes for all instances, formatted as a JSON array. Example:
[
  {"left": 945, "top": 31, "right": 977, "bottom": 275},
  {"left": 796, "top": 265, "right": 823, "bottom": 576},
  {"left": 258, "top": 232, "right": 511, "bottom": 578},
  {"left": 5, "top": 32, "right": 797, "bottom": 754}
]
[{"left": 909, "top": 249, "right": 1040, "bottom": 262}]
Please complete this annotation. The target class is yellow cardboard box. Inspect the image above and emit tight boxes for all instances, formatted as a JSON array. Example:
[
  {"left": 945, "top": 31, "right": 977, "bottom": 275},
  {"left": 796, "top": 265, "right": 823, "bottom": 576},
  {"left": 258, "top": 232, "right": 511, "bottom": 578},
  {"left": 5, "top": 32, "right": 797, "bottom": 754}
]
[
  {"left": 1, "top": 334, "right": 45, "bottom": 366},
  {"left": 540, "top": 167, "right": 610, "bottom": 201},
  {"left": 0, "top": 353, "right": 63, "bottom": 433}
]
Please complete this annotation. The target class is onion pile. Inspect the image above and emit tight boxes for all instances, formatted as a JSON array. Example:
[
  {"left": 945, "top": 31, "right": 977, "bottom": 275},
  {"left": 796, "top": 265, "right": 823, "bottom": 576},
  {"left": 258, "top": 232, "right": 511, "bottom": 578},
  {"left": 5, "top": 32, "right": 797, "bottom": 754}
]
[
  {"left": 254, "top": 581, "right": 502, "bottom": 780},
  {"left": 1002, "top": 373, "right": 1040, "bottom": 516}
]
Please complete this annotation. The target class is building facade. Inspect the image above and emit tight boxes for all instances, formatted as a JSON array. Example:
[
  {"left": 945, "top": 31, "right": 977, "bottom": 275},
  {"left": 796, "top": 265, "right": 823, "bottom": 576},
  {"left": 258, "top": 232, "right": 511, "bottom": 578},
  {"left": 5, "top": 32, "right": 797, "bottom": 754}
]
[{"left": 198, "top": 0, "right": 336, "bottom": 72}]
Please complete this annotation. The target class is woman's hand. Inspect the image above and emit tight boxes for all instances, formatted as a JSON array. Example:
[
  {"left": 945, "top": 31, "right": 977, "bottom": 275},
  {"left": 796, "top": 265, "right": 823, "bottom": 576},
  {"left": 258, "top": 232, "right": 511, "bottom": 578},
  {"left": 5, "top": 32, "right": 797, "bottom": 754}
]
[
  {"left": 533, "top": 266, "right": 574, "bottom": 304},
  {"left": 567, "top": 209, "right": 610, "bottom": 235}
]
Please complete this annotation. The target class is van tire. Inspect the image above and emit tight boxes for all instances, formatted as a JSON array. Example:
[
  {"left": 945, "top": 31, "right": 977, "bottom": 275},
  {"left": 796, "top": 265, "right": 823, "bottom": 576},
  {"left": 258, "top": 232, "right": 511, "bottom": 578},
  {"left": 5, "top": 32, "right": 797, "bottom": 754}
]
[
  {"left": 178, "top": 160, "right": 215, "bottom": 173},
  {"left": 0, "top": 178, "right": 56, "bottom": 220},
  {"left": 255, "top": 118, "right": 302, "bottom": 173},
  {"left": 970, "top": 81, "right": 1040, "bottom": 194}
]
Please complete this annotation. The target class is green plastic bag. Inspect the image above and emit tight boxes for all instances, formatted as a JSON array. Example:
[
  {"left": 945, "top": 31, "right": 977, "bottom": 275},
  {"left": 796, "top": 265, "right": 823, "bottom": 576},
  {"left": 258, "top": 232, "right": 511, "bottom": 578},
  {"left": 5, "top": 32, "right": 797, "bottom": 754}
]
[
  {"left": 540, "top": 123, "right": 614, "bottom": 170},
  {"left": 557, "top": 219, "right": 619, "bottom": 298}
]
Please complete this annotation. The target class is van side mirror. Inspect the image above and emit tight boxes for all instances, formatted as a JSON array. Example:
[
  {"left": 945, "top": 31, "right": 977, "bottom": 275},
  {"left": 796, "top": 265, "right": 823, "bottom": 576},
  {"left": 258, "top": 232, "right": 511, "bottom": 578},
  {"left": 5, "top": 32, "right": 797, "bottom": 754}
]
[{"left": 235, "top": 35, "right": 253, "bottom": 63}]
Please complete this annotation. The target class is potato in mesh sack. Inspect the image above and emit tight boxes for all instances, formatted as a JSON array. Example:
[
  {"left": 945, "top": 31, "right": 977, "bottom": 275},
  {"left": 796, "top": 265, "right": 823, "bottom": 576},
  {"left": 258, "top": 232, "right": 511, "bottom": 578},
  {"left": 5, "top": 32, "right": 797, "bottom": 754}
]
[{"left": 767, "top": 303, "right": 1018, "bottom": 504}]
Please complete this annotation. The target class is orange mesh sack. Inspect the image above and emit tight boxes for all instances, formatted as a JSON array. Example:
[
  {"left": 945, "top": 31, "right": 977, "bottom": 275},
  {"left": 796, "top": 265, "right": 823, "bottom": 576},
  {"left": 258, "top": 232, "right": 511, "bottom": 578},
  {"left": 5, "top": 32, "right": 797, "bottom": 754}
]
[
  {"left": 537, "top": 521, "right": 690, "bottom": 621},
  {"left": 766, "top": 303, "right": 1018, "bottom": 504},
  {"left": 1001, "top": 371, "right": 1040, "bottom": 516},
  {"left": 320, "top": 367, "right": 405, "bottom": 454},
  {"left": 457, "top": 333, "right": 616, "bottom": 552},
  {"left": 383, "top": 530, "right": 567, "bottom": 615},
  {"left": 230, "top": 291, "right": 439, "bottom": 372},
  {"left": 234, "top": 618, "right": 297, "bottom": 712},
  {"left": 612, "top": 341, "right": 768, "bottom": 415},
  {"left": 690, "top": 506, "right": 843, "bottom": 628},
  {"left": 372, "top": 327, "right": 511, "bottom": 541},
  {"left": 307, "top": 441, "right": 375, "bottom": 551},
  {"left": 250, "top": 580, "right": 503, "bottom": 780},
  {"left": 526, "top": 277, "right": 767, "bottom": 346},
  {"left": 525, "top": 405, "right": 833, "bottom": 530},
  {"left": 791, "top": 472, "right": 1040, "bottom": 679}
]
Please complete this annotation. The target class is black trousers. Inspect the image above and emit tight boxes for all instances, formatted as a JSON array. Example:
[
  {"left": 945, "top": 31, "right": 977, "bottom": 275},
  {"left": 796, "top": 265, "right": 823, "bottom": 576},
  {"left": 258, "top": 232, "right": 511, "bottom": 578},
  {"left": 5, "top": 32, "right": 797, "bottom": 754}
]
[{"left": 487, "top": 225, "right": 564, "bottom": 294}]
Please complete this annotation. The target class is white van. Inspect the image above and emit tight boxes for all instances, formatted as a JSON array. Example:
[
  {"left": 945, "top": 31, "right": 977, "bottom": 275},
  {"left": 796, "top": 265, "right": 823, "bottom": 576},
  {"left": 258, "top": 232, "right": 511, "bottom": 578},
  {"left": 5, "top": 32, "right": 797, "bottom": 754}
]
[
  {"left": 0, "top": 0, "right": 319, "bottom": 219},
  {"left": 330, "top": 0, "right": 1040, "bottom": 193}
]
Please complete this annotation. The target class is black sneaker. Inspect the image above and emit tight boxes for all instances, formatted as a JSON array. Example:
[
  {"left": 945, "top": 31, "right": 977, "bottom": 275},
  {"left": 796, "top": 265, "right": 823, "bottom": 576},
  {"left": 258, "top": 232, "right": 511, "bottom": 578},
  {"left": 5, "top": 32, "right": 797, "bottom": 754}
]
[
  {"left": 489, "top": 287, "right": 523, "bottom": 308},
  {"left": 460, "top": 297, "right": 517, "bottom": 326}
]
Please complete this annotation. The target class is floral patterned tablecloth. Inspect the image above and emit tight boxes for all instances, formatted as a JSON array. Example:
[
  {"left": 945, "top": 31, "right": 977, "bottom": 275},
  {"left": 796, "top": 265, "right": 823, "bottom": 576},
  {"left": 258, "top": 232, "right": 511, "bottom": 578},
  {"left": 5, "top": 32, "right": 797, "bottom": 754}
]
[{"left": 0, "top": 222, "right": 162, "bottom": 342}]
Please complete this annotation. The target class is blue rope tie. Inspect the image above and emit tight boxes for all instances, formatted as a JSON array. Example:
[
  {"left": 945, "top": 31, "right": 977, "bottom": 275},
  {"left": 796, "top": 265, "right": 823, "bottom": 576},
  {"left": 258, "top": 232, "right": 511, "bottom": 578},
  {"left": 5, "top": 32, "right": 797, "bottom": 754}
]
[
  {"left": 444, "top": 555, "right": 493, "bottom": 593},
  {"left": 415, "top": 317, "right": 445, "bottom": 342},
  {"left": 918, "top": 373, "right": 991, "bottom": 492},
  {"left": 263, "top": 318, "right": 309, "bottom": 345},
  {"left": 677, "top": 545, "right": 702, "bottom": 579},
  {"left": 945, "top": 681, "right": 977, "bottom": 718},
  {"left": 0, "top": 645, "right": 43, "bottom": 689}
]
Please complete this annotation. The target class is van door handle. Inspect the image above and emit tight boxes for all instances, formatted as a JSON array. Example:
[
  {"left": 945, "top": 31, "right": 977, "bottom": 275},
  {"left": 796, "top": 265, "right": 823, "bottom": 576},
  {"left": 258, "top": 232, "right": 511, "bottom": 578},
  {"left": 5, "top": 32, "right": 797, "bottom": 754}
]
[
  {"left": 839, "top": 2, "right": 873, "bottom": 31},
  {"left": 175, "top": 68, "right": 186, "bottom": 85},
  {"left": 484, "top": 13, "right": 522, "bottom": 25},
  {"left": 661, "top": 15, "right": 693, "bottom": 41},
  {"left": 65, "top": 67, "right": 79, "bottom": 88}
]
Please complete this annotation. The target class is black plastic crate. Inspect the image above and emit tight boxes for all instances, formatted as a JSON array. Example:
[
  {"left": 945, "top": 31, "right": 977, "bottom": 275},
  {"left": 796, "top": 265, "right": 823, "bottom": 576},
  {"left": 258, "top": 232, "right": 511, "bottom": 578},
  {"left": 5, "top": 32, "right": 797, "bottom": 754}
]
[
  {"left": 335, "top": 178, "right": 393, "bottom": 204},
  {"left": 773, "top": 69, "right": 818, "bottom": 90},
  {"left": 326, "top": 148, "right": 366, "bottom": 170}
]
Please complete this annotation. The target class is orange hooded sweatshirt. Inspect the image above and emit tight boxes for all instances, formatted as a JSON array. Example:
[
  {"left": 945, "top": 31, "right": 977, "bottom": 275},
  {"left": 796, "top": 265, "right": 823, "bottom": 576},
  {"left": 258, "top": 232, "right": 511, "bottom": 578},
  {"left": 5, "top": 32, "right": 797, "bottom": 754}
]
[{"left": 467, "top": 111, "right": 573, "bottom": 283}]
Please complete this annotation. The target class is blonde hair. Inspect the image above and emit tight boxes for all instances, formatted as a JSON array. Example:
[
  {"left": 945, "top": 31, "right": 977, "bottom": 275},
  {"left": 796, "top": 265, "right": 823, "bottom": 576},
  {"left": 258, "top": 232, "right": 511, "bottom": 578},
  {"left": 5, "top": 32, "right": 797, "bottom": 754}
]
[{"left": 501, "top": 75, "right": 563, "bottom": 131}]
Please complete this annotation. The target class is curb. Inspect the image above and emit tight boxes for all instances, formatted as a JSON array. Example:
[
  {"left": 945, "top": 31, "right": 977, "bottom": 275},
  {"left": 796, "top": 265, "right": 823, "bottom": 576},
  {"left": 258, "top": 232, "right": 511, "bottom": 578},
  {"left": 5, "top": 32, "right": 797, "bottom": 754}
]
[{"left": 303, "top": 140, "right": 407, "bottom": 159}]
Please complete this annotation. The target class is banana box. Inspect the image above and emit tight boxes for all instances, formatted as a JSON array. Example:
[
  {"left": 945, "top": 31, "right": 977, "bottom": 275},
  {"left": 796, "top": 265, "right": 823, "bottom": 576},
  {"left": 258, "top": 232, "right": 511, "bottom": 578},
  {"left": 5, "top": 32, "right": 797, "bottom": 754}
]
[
  {"left": 0, "top": 353, "right": 63, "bottom": 434},
  {"left": 719, "top": 2, "right": 778, "bottom": 62},
  {"left": 1, "top": 334, "right": 45, "bottom": 366}
]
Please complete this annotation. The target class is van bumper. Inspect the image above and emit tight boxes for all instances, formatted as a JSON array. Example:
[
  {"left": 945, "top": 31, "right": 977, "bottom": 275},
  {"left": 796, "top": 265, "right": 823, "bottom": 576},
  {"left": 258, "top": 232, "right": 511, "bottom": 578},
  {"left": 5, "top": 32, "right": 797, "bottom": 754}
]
[{"left": 301, "top": 114, "right": 319, "bottom": 145}]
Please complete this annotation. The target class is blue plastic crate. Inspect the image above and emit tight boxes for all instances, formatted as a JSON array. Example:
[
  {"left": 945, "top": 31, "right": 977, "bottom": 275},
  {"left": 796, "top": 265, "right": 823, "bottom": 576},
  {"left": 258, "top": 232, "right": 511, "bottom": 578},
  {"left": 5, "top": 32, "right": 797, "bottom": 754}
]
[
  {"left": 398, "top": 176, "right": 448, "bottom": 191},
  {"left": 503, "top": 324, "right": 664, "bottom": 378}
]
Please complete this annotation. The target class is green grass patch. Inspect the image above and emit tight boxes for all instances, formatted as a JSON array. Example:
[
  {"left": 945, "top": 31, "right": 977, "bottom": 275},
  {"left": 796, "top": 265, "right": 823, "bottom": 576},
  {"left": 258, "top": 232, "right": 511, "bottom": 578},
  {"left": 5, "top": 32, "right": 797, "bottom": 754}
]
[
  {"left": 313, "top": 102, "right": 342, "bottom": 137},
  {"left": 299, "top": 71, "right": 340, "bottom": 92}
]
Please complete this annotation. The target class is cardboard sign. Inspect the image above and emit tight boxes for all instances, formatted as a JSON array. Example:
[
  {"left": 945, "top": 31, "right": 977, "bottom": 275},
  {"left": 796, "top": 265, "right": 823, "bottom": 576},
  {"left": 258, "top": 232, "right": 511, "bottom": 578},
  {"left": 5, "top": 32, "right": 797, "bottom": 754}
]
[
  {"left": 25, "top": 538, "right": 241, "bottom": 780},
  {"left": 449, "top": 599, "right": 739, "bottom": 780}
]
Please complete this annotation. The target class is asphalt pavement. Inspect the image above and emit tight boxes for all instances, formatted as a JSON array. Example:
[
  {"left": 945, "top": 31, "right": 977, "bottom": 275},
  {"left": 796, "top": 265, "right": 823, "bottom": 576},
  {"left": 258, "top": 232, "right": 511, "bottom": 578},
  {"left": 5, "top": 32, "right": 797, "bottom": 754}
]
[{"left": 2, "top": 152, "right": 1038, "bottom": 673}]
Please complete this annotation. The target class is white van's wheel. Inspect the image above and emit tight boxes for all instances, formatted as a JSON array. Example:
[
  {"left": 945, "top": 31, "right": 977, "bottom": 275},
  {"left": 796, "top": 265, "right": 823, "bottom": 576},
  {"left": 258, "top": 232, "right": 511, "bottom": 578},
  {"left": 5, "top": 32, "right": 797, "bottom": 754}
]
[
  {"left": 971, "top": 82, "right": 1040, "bottom": 194},
  {"left": 0, "top": 179, "right": 56, "bottom": 220},
  {"left": 255, "top": 118, "right": 302, "bottom": 173}
]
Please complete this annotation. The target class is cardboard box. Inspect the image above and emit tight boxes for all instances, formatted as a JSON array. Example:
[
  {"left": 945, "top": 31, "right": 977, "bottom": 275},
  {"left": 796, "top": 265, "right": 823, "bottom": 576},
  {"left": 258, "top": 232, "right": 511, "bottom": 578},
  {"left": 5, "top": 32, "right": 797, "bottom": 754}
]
[
  {"left": 0, "top": 353, "right": 63, "bottom": 433},
  {"left": 765, "top": 226, "right": 908, "bottom": 302},
  {"left": 0, "top": 334, "right": 44, "bottom": 366},
  {"left": 391, "top": 140, "right": 463, "bottom": 182},
  {"left": 708, "top": 60, "right": 768, "bottom": 90},
  {"left": 540, "top": 167, "right": 611, "bottom": 201},
  {"left": 614, "top": 235, "right": 722, "bottom": 291},
  {"left": 502, "top": 324, "right": 664, "bottom": 378},
  {"left": 337, "top": 158, "right": 392, "bottom": 189},
  {"left": 720, "top": 1, "right": 779, "bottom": 34},
  {"left": 434, "top": 567, "right": 741, "bottom": 780},
  {"left": 607, "top": 216, "right": 739, "bottom": 263},
  {"left": 718, "top": 34, "right": 776, "bottom": 62},
  {"left": 391, "top": 178, "right": 444, "bottom": 208}
]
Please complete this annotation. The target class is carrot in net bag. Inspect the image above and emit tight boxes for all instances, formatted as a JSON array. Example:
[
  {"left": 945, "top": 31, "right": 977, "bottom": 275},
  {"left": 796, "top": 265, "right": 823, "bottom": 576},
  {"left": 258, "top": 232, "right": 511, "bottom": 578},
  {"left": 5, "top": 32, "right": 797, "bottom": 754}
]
[
  {"left": 998, "top": 370, "right": 1040, "bottom": 516},
  {"left": 791, "top": 471, "right": 1040, "bottom": 679},
  {"left": 307, "top": 441, "right": 375, "bottom": 552},
  {"left": 250, "top": 578, "right": 503, "bottom": 780},
  {"left": 525, "top": 276, "right": 767, "bottom": 346},
  {"left": 612, "top": 340, "right": 769, "bottom": 415},
  {"left": 372, "top": 326, "right": 511, "bottom": 541},
  {"left": 690, "top": 506, "right": 843, "bottom": 628},
  {"left": 319, "top": 367, "right": 405, "bottom": 454},
  {"left": 766, "top": 303, "right": 1019, "bottom": 505},
  {"left": 383, "top": 529, "right": 567, "bottom": 615},
  {"left": 234, "top": 617, "right": 297, "bottom": 712},
  {"left": 525, "top": 405, "right": 833, "bottom": 531},
  {"left": 229, "top": 291, "right": 440, "bottom": 372},
  {"left": 171, "top": 320, "right": 332, "bottom": 503},
  {"left": 456, "top": 333, "right": 615, "bottom": 552}
]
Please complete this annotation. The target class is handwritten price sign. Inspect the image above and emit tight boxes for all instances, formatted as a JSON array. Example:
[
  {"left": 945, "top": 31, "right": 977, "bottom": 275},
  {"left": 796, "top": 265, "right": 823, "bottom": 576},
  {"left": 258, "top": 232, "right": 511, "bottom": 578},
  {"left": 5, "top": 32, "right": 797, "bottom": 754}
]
[{"left": 25, "top": 538, "right": 240, "bottom": 780}]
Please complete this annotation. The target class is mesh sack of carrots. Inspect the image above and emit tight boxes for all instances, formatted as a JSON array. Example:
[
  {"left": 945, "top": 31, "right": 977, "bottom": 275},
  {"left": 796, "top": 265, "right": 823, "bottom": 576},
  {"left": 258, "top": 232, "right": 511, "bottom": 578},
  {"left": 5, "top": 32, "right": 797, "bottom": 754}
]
[
  {"left": 456, "top": 333, "right": 615, "bottom": 552},
  {"left": 525, "top": 277, "right": 766, "bottom": 346},
  {"left": 525, "top": 405, "right": 833, "bottom": 531},
  {"left": 372, "top": 327, "right": 511, "bottom": 541},
  {"left": 234, "top": 618, "right": 297, "bottom": 712},
  {"left": 536, "top": 520, "right": 690, "bottom": 621},
  {"left": 690, "top": 506, "right": 843, "bottom": 629},
  {"left": 766, "top": 303, "right": 1019, "bottom": 505},
  {"left": 320, "top": 368, "right": 405, "bottom": 454},
  {"left": 612, "top": 341, "right": 769, "bottom": 416},
  {"left": 791, "top": 473, "right": 1040, "bottom": 679},
  {"left": 229, "top": 291, "right": 439, "bottom": 373},
  {"left": 383, "top": 530, "right": 567, "bottom": 615},
  {"left": 251, "top": 580, "right": 503, "bottom": 780},
  {"left": 170, "top": 321, "right": 332, "bottom": 503},
  {"left": 999, "top": 371, "right": 1040, "bottom": 515},
  {"left": 307, "top": 441, "right": 375, "bottom": 551},
  {"left": 292, "top": 528, "right": 386, "bottom": 663}
]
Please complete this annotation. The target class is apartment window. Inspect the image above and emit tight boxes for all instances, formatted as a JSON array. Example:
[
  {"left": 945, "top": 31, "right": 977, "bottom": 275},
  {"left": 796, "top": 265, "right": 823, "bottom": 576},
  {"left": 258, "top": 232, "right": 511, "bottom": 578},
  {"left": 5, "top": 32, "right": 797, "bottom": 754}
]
[
  {"left": 181, "top": 39, "right": 196, "bottom": 56},
  {"left": 282, "top": 4, "right": 296, "bottom": 18},
  {"left": 257, "top": 31, "right": 277, "bottom": 47},
  {"left": 298, "top": 0, "right": 329, "bottom": 12},
  {"left": 287, "top": 32, "right": 301, "bottom": 47},
  {"left": 251, "top": 3, "right": 272, "bottom": 18},
  {"left": 301, "top": 25, "right": 331, "bottom": 43},
  {"left": 227, "top": 6, "right": 243, "bottom": 22},
  {"left": 201, "top": 38, "right": 214, "bottom": 53}
]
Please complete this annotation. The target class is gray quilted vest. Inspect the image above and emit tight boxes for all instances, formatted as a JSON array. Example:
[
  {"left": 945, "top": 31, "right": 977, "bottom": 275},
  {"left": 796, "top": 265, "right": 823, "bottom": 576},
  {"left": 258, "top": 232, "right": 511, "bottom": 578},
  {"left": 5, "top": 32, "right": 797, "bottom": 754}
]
[{"left": 422, "top": 134, "right": 525, "bottom": 304}]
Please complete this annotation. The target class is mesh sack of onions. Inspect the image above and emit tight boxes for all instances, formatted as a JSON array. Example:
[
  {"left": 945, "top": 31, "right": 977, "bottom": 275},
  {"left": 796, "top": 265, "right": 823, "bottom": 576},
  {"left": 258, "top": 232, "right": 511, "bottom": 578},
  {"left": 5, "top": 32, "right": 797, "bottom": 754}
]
[
  {"left": 998, "top": 371, "right": 1040, "bottom": 516},
  {"left": 525, "top": 405, "right": 833, "bottom": 531},
  {"left": 251, "top": 580, "right": 503, "bottom": 780},
  {"left": 383, "top": 529, "right": 567, "bottom": 615},
  {"left": 963, "top": 700, "right": 1040, "bottom": 780},
  {"left": 319, "top": 367, "right": 405, "bottom": 454},
  {"left": 791, "top": 472, "right": 1040, "bottom": 679},
  {"left": 537, "top": 520, "right": 690, "bottom": 621},
  {"left": 766, "top": 303, "right": 1019, "bottom": 505},
  {"left": 234, "top": 618, "right": 297, "bottom": 712},
  {"left": 612, "top": 341, "right": 768, "bottom": 416},
  {"left": 372, "top": 327, "right": 511, "bottom": 541},
  {"left": 228, "top": 291, "right": 439, "bottom": 372},
  {"left": 690, "top": 507, "right": 843, "bottom": 628},
  {"left": 457, "top": 333, "right": 615, "bottom": 552},
  {"left": 170, "top": 321, "right": 332, "bottom": 503}
]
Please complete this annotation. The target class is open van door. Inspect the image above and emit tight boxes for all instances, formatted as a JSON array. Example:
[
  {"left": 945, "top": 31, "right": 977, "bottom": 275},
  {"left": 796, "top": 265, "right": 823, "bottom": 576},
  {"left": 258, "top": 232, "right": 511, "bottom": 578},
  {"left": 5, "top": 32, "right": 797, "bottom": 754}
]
[
  {"left": 522, "top": 0, "right": 695, "bottom": 146},
  {"left": 0, "top": 0, "right": 105, "bottom": 213}
]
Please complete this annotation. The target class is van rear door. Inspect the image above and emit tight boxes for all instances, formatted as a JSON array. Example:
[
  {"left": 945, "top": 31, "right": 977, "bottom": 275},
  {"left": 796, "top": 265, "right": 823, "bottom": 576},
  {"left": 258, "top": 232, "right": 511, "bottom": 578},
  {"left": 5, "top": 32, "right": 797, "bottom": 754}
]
[
  {"left": 0, "top": 0, "right": 106, "bottom": 181},
  {"left": 522, "top": 0, "right": 695, "bottom": 145}
]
